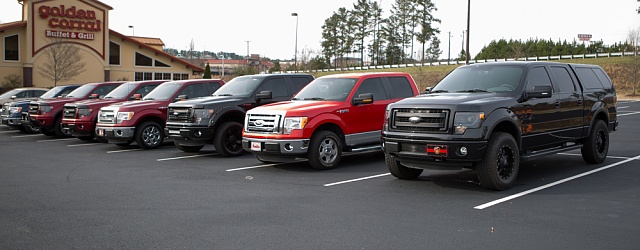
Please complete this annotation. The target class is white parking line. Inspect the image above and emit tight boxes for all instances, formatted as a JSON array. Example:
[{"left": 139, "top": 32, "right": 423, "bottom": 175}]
[
  {"left": 557, "top": 153, "right": 632, "bottom": 160},
  {"left": 617, "top": 106, "right": 629, "bottom": 109},
  {"left": 11, "top": 134, "right": 42, "bottom": 138},
  {"left": 36, "top": 138, "right": 75, "bottom": 142},
  {"left": 0, "top": 130, "right": 18, "bottom": 134},
  {"left": 157, "top": 153, "right": 217, "bottom": 161},
  {"left": 474, "top": 155, "right": 640, "bottom": 210},
  {"left": 226, "top": 163, "right": 281, "bottom": 172},
  {"left": 68, "top": 143, "right": 102, "bottom": 147},
  {"left": 618, "top": 111, "right": 640, "bottom": 116},
  {"left": 107, "top": 148, "right": 142, "bottom": 154},
  {"left": 324, "top": 173, "right": 391, "bottom": 187}
]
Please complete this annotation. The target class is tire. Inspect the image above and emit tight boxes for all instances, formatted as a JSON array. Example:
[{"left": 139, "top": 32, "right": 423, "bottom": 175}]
[
  {"left": 53, "top": 117, "right": 72, "bottom": 137},
  {"left": 581, "top": 120, "right": 609, "bottom": 164},
  {"left": 213, "top": 121, "right": 244, "bottom": 157},
  {"left": 477, "top": 132, "right": 520, "bottom": 191},
  {"left": 175, "top": 141, "right": 204, "bottom": 152},
  {"left": 135, "top": 121, "right": 164, "bottom": 149},
  {"left": 307, "top": 130, "right": 342, "bottom": 170},
  {"left": 386, "top": 153, "right": 422, "bottom": 179},
  {"left": 41, "top": 128, "right": 55, "bottom": 136},
  {"left": 115, "top": 141, "right": 133, "bottom": 146}
]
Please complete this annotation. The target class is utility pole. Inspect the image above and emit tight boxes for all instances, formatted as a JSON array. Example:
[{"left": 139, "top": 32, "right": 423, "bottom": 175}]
[
  {"left": 465, "top": 0, "right": 471, "bottom": 64},
  {"left": 448, "top": 31, "right": 451, "bottom": 62}
]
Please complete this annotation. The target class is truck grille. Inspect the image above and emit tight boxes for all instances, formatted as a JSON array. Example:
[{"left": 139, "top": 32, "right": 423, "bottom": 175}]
[
  {"left": 391, "top": 108, "right": 449, "bottom": 133},
  {"left": 167, "top": 107, "right": 192, "bottom": 123},
  {"left": 98, "top": 109, "right": 116, "bottom": 123},
  {"left": 63, "top": 106, "right": 76, "bottom": 118},
  {"left": 28, "top": 103, "right": 39, "bottom": 115},
  {"left": 245, "top": 113, "right": 283, "bottom": 133}
]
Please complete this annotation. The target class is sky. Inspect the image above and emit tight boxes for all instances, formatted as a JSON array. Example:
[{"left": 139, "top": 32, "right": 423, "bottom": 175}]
[{"left": 2, "top": 0, "right": 639, "bottom": 61}]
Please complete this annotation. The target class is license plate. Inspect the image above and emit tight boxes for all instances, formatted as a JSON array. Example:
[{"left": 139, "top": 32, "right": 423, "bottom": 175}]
[
  {"left": 250, "top": 141, "right": 261, "bottom": 151},
  {"left": 426, "top": 144, "right": 448, "bottom": 157},
  {"left": 97, "top": 129, "right": 104, "bottom": 136}
]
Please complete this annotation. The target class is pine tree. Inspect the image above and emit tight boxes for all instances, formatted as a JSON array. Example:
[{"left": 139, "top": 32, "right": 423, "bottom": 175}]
[{"left": 203, "top": 63, "right": 212, "bottom": 79}]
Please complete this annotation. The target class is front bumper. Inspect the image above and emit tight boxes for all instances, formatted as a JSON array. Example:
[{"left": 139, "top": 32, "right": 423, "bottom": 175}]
[
  {"left": 242, "top": 137, "right": 310, "bottom": 156},
  {"left": 28, "top": 115, "right": 54, "bottom": 130},
  {"left": 95, "top": 125, "right": 136, "bottom": 143},
  {"left": 1, "top": 116, "right": 22, "bottom": 128},
  {"left": 382, "top": 137, "right": 488, "bottom": 170},
  {"left": 61, "top": 120, "right": 94, "bottom": 137},
  {"left": 165, "top": 125, "right": 213, "bottom": 146}
]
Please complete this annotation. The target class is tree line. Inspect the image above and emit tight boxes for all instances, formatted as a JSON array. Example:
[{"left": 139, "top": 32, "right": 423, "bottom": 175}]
[{"left": 474, "top": 38, "right": 636, "bottom": 61}]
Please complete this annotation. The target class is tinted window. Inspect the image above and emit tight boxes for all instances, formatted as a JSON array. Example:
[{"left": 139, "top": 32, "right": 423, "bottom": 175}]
[
  {"left": 133, "top": 84, "right": 159, "bottom": 98},
  {"left": 593, "top": 68, "right": 613, "bottom": 89},
  {"left": 387, "top": 76, "right": 415, "bottom": 98},
  {"left": 356, "top": 78, "right": 387, "bottom": 101},
  {"left": 256, "top": 78, "right": 288, "bottom": 97},
  {"left": 109, "top": 42, "right": 120, "bottom": 65},
  {"left": 179, "top": 83, "right": 208, "bottom": 99},
  {"left": 525, "top": 67, "right": 553, "bottom": 92},
  {"left": 291, "top": 77, "right": 312, "bottom": 93},
  {"left": 34, "top": 90, "right": 47, "bottom": 97},
  {"left": 4, "top": 34, "right": 19, "bottom": 61},
  {"left": 574, "top": 67, "right": 604, "bottom": 89},
  {"left": 208, "top": 82, "right": 222, "bottom": 93},
  {"left": 549, "top": 66, "right": 576, "bottom": 93},
  {"left": 92, "top": 85, "right": 120, "bottom": 98}
]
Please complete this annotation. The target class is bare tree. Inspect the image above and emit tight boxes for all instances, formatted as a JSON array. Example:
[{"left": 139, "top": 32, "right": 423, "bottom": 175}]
[
  {"left": 628, "top": 27, "right": 640, "bottom": 96},
  {"left": 37, "top": 38, "right": 86, "bottom": 86}
]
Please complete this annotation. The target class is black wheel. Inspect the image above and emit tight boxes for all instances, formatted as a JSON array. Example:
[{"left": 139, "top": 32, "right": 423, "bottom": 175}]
[
  {"left": 175, "top": 141, "right": 204, "bottom": 152},
  {"left": 581, "top": 120, "right": 609, "bottom": 164},
  {"left": 23, "top": 123, "right": 40, "bottom": 133},
  {"left": 307, "top": 130, "right": 342, "bottom": 170},
  {"left": 135, "top": 121, "right": 164, "bottom": 149},
  {"left": 41, "top": 128, "right": 55, "bottom": 136},
  {"left": 18, "top": 126, "right": 27, "bottom": 132},
  {"left": 53, "top": 117, "right": 72, "bottom": 137},
  {"left": 477, "top": 132, "right": 519, "bottom": 191},
  {"left": 213, "top": 121, "right": 244, "bottom": 157},
  {"left": 386, "top": 153, "right": 422, "bottom": 179}
]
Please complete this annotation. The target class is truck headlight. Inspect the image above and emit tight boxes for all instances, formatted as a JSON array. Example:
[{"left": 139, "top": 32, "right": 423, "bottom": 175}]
[
  {"left": 454, "top": 112, "right": 485, "bottom": 134},
  {"left": 193, "top": 109, "right": 213, "bottom": 123},
  {"left": 116, "top": 112, "right": 134, "bottom": 124},
  {"left": 39, "top": 105, "right": 53, "bottom": 113},
  {"left": 9, "top": 107, "right": 22, "bottom": 115},
  {"left": 283, "top": 117, "right": 307, "bottom": 134},
  {"left": 77, "top": 108, "right": 93, "bottom": 119}
]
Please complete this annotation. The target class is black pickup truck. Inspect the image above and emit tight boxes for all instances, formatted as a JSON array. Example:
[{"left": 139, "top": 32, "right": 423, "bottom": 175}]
[
  {"left": 165, "top": 73, "right": 314, "bottom": 156},
  {"left": 382, "top": 61, "right": 618, "bottom": 190}
]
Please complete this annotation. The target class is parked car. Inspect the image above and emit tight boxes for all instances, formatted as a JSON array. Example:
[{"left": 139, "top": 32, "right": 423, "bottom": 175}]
[
  {"left": 165, "top": 73, "right": 314, "bottom": 155},
  {"left": 0, "top": 87, "right": 48, "bottom": 105},
  {"left": 381, "top": 61, "right": 618, "bottom": 190},
  {"left": 61, "top": 80, "right": 166, "bottom": 141},
  {"left": 1, "top": 85, "right": 80, "bottom": 133},
  {"left": 26, "top": 82, "right": 125, "bottom": 137},
  {"left": 242, "top": 72, "right": 420, "bottom": 169},
  {"left": 95, "top": 79, "right": 225, "bottom": 149}
]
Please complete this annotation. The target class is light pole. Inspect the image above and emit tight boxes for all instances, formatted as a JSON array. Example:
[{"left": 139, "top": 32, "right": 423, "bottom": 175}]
[
  {"left": 465, "top": 0, "right": 471, "bottom": 64},
  {"left": 291, "top": 13, "right": 298, "bottom": 72},
  {"left": 448, "top": 31, "right": 452, "bottom": 62},
  {"left": 128, "top": 25, "right": 134, "bottom": 36}
]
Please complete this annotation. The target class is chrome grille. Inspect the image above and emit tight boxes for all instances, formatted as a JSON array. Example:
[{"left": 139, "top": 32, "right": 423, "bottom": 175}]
[
  {"left": 167, "top": 107, "right": 192, "bottom": 123},
  {"left": 63, "top": 106, "right": 76, "bottom": 118},
  {"left": 98, "top": 109, "right": 116, "bottom": 123},
  {"left": 245, "top": 113, "right": 282, "bottom": 133},
  {"left": 391, "top": 108, "right": 449, "bottom": 133}
]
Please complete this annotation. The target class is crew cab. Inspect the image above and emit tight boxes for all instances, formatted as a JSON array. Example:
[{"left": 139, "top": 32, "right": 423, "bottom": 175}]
[
  {"left": 242, "top": 72, "right": 420, "bottom": 169},
  {"left": 382, "top": 62, "right": 618, "bottom": 190},
  {"left": 27, "top": 82, "right": 124, "bottom": 137},
  {"left": 1, "top": 85, "right": 80, "bottom": 133},
  {"left": 165, "top": 73, "right": 314, "bottom": 156},
  {"left": 95, "top": 79, "right": 224, "bottom": 149},
  {"left": 61, "top": 80, "right": 166, "bottom": 141}
]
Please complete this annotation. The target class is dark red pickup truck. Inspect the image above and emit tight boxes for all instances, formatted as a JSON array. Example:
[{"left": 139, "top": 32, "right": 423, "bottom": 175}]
[
  {"left": 61, "top": 80, "right": 166, "bottom": 141},
  {"left": 27, "top": 81, "right": 124, "bottom": 137},
  {"left": 242, "top": 72, "right": 419, "bottom": 169}
]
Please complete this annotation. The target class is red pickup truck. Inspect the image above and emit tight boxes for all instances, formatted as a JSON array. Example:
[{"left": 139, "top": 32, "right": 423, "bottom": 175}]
[
  {"left": 242, "top": 72, "right": 419, "bottom": 169},
  {"left": 95, "top": 79, "right": 224, "bottom": 149},
  {"left": 61, "top": 80, "right": 166, "bottom": 141},
  {"left": 27, "top": 81, "right": 124, "bottom": 137}
]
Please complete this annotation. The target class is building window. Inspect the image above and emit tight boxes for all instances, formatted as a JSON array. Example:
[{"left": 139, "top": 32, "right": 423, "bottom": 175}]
[
  {"left": 172, "top": 73, "right": 190, "bottom": 80},
  {"left": 135, "top": 52, "right": 153, "bottom": 67},
  {"left": 4, "top": 34, "right": 19, "bottom": 61},
  {"left": 135, "top": 72, "right": 153, "bottom": 81},
  {"left": 109, "top": 42, "right": 120, "bottom": 65},
  {"left": 155, "top": 60, "right": 170, "bottom": 67},
  {"left": 154, "top": 72, "right": 172, "bottom": 80}
]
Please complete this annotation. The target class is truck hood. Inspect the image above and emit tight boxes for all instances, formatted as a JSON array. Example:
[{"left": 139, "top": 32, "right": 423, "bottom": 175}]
[
  {"left": 104, "top": 100, "right": 166, "bottom": 111},
  {"left": 34, "top": 97, "right": 83, "bottom": 106},
  {"left": 393, "top": 92, "right": 516, "bottom": 112},
  {"left": 252, "top": 100, "right": 343, "bottom": 116},
  {"left": 169, "top": 96, "right": 245, "bottom": 108},
  {"left": 68, "top": 98, "right": 125, "bottom": 108}
]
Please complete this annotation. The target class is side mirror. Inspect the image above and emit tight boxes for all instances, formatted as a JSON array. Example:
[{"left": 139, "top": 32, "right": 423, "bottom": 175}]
[
  {"left": 88, "top": 93, "right": 99, "bottom": 99},
  {"left": 131, "top": 93, "right": 143, "bottom": 100},
  {"left": 175, "top": 94, "right": 188, "bottom": 102},
  {"left": 423, "top": 87, "right": 433, "bottom": 94},
  {"left": 10, "top": 95, "right": 17, "bottom": 99},
  {"left": 526, "top": 85, "right": 552, "bottom": 99},
  {"left": 352, "top": 93, "right": 374, "bottom": 105},
  {"left": 256, "top": 90, "right": 272, "bottom": 100}
]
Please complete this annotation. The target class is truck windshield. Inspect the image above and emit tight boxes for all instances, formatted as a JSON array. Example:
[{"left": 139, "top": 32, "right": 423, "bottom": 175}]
[
  {"left": 104, "top": 82, "right": 137, "bottom": 99},
  {"left": 213, "top": 76, "right": 262, "bottom": 97},
  {"left": 432, "top": 65, "right": 524, "bottom": 93},
  {"left": 66, "top": 84, "right": 97, "bottom": 98},
  {"left": 293, "top": 78, "right": 356, "bottom": 101},
  {"left": 39, "top": 86, "right": 66, "bottom": 99},
  {"left": 143, "top": 82, "right": 181, "bottom": 101}
]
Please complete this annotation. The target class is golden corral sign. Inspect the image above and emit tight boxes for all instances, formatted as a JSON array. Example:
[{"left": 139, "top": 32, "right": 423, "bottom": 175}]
[{"left": 39, "top": 5, "right": 101, "bottom": 40}]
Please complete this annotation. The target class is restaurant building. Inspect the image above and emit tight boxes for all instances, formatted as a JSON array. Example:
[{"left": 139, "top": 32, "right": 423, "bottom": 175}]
[{"left": 0, "top": 0, "right": 203, "bottom": 88}]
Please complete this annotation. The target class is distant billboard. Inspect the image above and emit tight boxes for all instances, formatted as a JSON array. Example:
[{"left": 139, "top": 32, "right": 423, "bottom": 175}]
[{"left": 578, "top": 34, "right": 592, "bottom": 41}]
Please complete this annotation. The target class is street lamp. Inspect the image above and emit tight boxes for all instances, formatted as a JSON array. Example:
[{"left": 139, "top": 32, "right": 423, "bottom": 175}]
[
  {"left": 128, "top": 25, "right": 134, "bottom": 36},
  {"left": 291, "top": 13, "right": 298, "bottom": 72}
]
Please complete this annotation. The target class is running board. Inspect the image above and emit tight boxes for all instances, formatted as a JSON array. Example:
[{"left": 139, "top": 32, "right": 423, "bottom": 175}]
[
  {"left": 520, "top": 144, "right": 582, "bottom": 162},
  {"left": 348, "top": 145, "right": 382, "bottom": 153}
]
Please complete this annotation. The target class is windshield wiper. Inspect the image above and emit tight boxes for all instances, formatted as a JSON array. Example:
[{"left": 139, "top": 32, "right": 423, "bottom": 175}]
[
  {"left": 429, "top": 90, "right": 449, "bottom": 93},
  {"left": 291, "top": 97, "right": 300, "bottom": 100},
  {"left": 144, "top": 97, "right": 155, "bottom": 100},
  {"left": 303, "top": 97, "right": 325, "bottom": 100},
  {"left": 215, "top": 94, "right": 233, "bottom": 97},
  {"left": 457, "top": 89, "right": 488, "bottom": 93}
]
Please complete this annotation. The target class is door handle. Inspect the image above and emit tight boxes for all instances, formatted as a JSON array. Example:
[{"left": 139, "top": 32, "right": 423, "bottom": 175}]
[{"left": 555, "top": 101, "right": 561, "bottom": 108}]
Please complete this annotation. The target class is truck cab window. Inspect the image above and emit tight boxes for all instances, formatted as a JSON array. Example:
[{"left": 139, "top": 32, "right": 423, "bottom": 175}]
[{"left": 525, "top": 67, "right": 553, "bottom": 92}]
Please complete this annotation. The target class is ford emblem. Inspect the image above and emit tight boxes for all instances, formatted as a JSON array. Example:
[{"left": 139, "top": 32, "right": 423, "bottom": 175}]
[
  {"left": 254, "top": 120, "right": 264, "bottom": 126},
  {"left": 173, "top": 112, "right": 179, "bottom": 116},
  {"left": 409, "top": 117, "right": 421, "bottom": 124}
]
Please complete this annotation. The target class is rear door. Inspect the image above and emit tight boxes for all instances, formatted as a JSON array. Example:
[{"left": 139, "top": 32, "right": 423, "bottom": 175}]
[{"left": 548, "top": 65, "right": 583, "bottom": 140}]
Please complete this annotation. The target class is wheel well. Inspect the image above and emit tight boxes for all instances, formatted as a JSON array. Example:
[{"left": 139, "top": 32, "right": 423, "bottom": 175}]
[
  {"left": 491, "top": 121, "right": 520, "bottom": 147},
  {"left": 313, "top": 123, "right": 345, "bottom": 147},
  {"left": 214, "top": 111, "right": 245, "bottom": 129},
  {"left": 594, "top": 111, "right": 608, "bottom": 125},
  {"left": 137, "top": 116, "right": 164, "bottom": 128}
]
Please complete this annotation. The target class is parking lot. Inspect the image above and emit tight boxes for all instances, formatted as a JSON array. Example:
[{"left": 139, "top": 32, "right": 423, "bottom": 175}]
[{"left": 1, "top": 100, "right": 639, "bottom": 249}]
